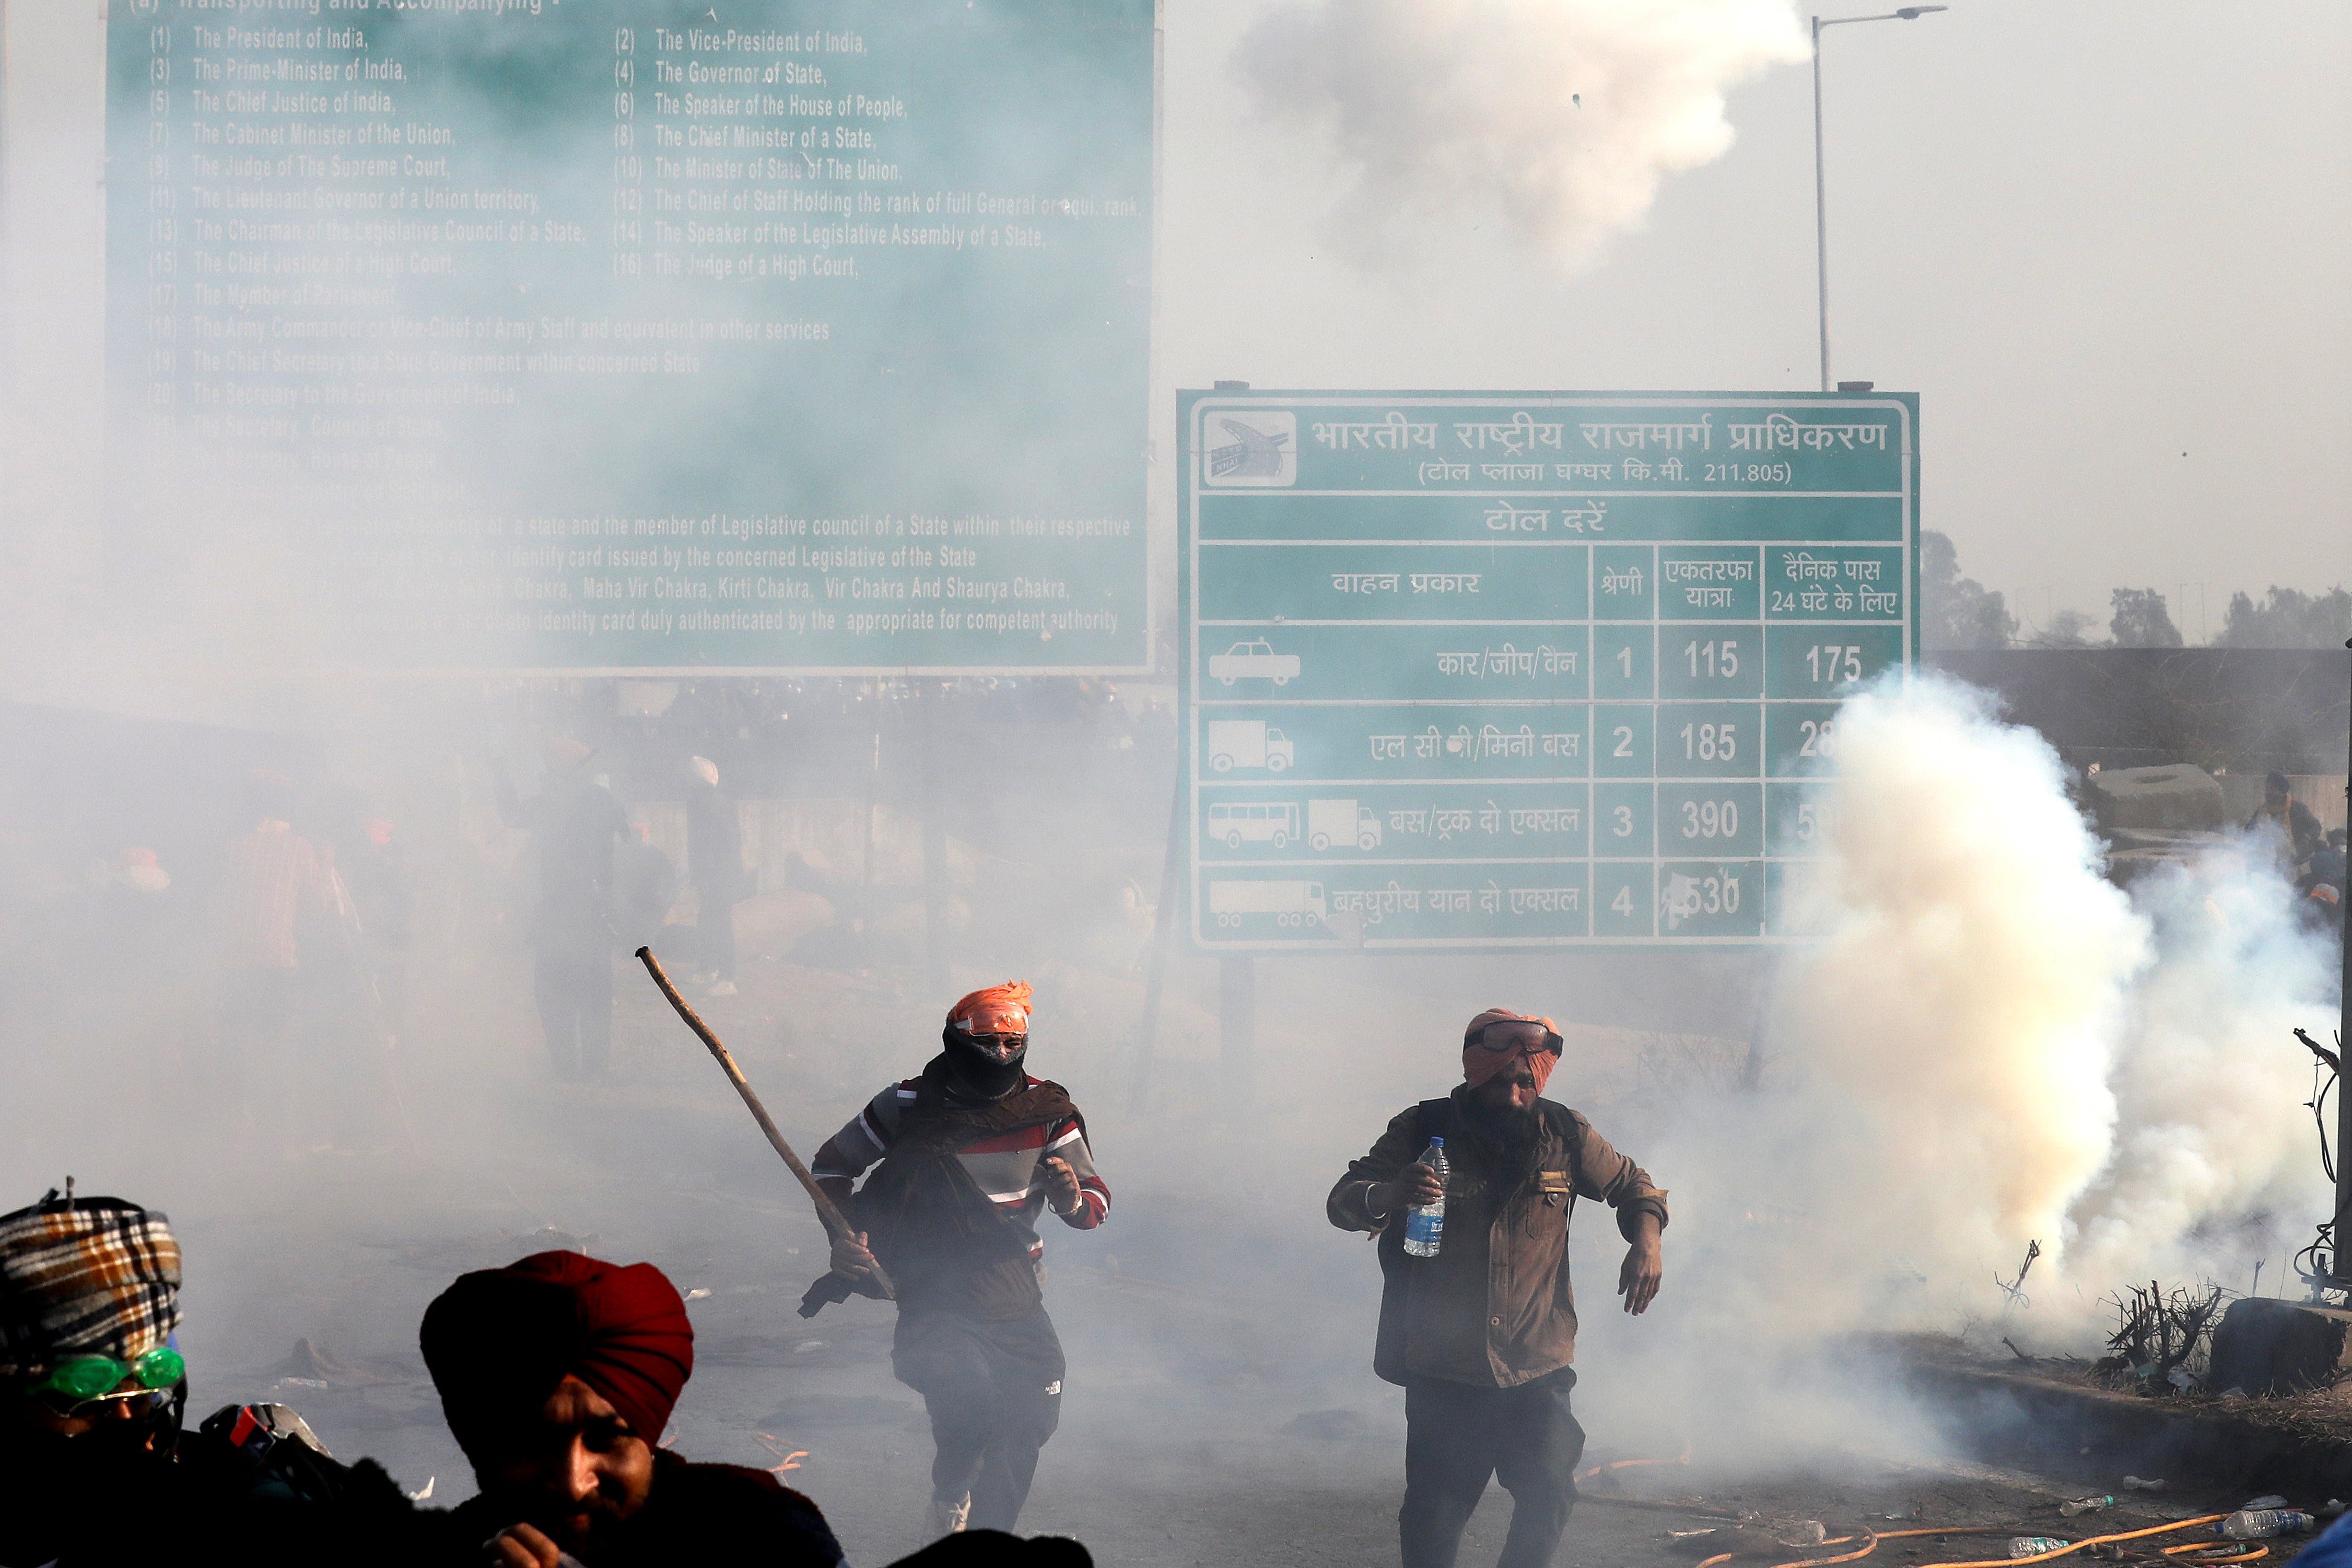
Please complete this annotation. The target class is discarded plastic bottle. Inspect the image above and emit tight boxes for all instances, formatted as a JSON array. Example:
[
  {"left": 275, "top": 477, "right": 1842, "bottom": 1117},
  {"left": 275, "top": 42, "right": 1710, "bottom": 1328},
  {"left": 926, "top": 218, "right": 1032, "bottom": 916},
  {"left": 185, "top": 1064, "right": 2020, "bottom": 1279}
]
[
  {"left": 2221, "top": 1511, "right": 2314, "bottom": 1540},
  {"left": 2009, "top": 1539, "right": 2071, "bottom": 1558},
  {"left": 1402, "top": 1138, "right": 1448, "bottom": 1258},
  {"left": 2058, "top": 1495, "right": 2115, "bottom": 1518}
]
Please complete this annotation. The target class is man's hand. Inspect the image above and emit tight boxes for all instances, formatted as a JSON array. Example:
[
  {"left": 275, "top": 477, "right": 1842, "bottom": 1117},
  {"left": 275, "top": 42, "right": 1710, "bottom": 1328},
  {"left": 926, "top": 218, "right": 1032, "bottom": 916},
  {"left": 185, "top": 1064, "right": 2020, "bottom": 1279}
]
[
  {"left": 830, "top": 1228, "right": 881, "bottom": 1284},
  {"left": 484, "top": 1524, "right": 570, "bottom": 1567},
  {"left": 1042, "top": 1155, "right": 1084, "bottom": 1215},
  {"left": 1372, "top": 1162, "right": 1445, "bottom": 1219},
  {"left": 1618, "top": 1215, "right": 1663, "bottom": 1315}
]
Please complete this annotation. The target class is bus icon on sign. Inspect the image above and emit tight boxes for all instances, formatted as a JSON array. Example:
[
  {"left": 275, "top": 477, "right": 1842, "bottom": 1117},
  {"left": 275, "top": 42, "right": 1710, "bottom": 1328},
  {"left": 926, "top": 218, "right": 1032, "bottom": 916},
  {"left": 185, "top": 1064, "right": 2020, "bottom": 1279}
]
[
  {"left": 1208, "top": 801, "right": 1298, "bottom": 850},
  {"left": 1203, "top": 412, "right": 1296, "bottom": 487}
]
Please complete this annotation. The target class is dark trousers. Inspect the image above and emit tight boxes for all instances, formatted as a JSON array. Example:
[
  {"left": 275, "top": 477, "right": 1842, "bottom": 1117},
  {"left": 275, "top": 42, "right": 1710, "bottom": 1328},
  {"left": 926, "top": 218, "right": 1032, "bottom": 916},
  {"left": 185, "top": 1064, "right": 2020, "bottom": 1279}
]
[
  {"left": 533, "top": 941, "right": 612, "bottom": 1077},
  {"left": 892, "top": 1305, "right": 1064, "bottom": 1532},
  {"left": 1401, "top": 1368, "right": 1583, "bottom": 1568}
]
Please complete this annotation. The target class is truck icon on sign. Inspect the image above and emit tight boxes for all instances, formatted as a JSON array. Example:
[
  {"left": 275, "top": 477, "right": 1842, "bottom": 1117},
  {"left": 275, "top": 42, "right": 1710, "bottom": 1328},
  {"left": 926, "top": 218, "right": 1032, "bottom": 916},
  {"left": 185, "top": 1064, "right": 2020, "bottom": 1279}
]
[
  {"left": 1308, "top": 799, "right": 1383, "bottom": 851},
  {"left": 1207, "top": 640, "right": 1301, "bottom": 686},
  {"left": 1206, "top": 720, "right": 1294, "bottom": 773}
]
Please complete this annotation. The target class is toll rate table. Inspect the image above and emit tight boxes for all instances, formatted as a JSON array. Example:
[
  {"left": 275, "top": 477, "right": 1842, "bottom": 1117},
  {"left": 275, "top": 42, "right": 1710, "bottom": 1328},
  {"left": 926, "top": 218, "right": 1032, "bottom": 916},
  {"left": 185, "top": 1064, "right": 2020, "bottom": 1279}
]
[{"left": 1177, "top": 390, "right": 1920, "bottom": 950}]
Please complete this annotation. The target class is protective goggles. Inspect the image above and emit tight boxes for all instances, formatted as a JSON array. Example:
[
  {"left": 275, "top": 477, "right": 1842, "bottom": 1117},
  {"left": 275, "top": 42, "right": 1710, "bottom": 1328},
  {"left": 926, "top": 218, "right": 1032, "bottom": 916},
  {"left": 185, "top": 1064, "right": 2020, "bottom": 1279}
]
[
  {"left": 28, "top": 1345, "right": 186, "bottom": 1406},
  {"left": 1469, "top": 1026, "right": 1561, "bottom": 1056},
  {"left": 952, "top": 1004, "right": 1029, "bottom": 1039}
]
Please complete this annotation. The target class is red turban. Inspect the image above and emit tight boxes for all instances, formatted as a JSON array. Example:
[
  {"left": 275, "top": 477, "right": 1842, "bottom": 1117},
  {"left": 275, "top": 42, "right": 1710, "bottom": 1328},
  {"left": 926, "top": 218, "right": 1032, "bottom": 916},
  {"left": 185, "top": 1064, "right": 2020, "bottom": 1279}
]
[
  {"left": 947, "top": 980, "right": 1032, "bottom": 1034},
  {"left": 1461, "top": 1007, "right": 1564, "bottom": 1093},
  {"left": 420, "top": 1251, "right": 694, "bottom": 1455}
]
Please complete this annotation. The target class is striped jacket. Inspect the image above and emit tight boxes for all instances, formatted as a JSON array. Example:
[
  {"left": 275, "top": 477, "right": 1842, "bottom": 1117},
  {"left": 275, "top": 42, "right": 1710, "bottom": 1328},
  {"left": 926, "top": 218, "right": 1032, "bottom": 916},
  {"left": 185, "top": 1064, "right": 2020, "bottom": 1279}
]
[{"left": 813, "top": 1075, "right": 1109, "bottom": 1262}]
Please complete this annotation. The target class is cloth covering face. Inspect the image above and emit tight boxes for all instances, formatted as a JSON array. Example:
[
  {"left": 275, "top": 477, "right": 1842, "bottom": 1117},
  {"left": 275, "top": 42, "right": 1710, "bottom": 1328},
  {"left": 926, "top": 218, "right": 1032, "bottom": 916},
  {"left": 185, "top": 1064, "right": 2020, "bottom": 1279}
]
[
  {"left": 419, "top": 1251, "right": 693, "bottom": 1452},
  {"left": 0, "top": 1195, "right": 182, "bottom": 1374},
  {"left": 942, "top": 980, "right": 1035, "bottom": 1098},
  {"left": 1460, "top": 1007, "right": 1564, "bottom": 1094}
]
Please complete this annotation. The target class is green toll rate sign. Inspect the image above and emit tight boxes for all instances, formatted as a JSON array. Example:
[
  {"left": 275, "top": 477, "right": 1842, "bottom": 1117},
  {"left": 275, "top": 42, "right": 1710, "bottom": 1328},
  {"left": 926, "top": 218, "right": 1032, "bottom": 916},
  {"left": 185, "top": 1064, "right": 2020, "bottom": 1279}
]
[{"left": 1177, "top": 389, "right": 1920, "bottom": 950}]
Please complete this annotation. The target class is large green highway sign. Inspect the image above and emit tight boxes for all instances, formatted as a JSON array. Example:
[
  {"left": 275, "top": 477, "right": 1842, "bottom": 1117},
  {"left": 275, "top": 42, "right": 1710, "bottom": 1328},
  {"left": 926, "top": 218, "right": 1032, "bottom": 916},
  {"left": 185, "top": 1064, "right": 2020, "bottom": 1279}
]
[
  {"left": 108, "top": 0, "right": 1152, "bottom": 673},
  {"left": 1178, "top": 390, "right": 1918, "bottom": 950}
]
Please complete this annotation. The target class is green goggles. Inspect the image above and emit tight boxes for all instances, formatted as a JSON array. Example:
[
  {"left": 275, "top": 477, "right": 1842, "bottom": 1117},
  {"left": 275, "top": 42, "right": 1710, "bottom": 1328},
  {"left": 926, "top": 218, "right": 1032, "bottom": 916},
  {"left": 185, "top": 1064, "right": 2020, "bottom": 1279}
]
[{"left": 30, "top": 1345, "right": 185, "bottom": 1405}]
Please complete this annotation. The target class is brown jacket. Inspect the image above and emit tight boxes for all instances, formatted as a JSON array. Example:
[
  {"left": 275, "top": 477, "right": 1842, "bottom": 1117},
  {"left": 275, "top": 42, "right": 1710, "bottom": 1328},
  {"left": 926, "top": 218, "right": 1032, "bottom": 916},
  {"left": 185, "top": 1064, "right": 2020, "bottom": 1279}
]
[{"left": 1329, "top": 1092, "right": 1668, "bottom": 1388}]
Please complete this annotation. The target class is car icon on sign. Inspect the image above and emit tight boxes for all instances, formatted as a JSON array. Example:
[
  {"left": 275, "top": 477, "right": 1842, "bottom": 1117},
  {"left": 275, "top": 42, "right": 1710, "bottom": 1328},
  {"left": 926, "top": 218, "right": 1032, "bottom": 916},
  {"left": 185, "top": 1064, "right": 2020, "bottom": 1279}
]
[{"left": 1207, "top": 640, "right": 1301, "bottom": 686}]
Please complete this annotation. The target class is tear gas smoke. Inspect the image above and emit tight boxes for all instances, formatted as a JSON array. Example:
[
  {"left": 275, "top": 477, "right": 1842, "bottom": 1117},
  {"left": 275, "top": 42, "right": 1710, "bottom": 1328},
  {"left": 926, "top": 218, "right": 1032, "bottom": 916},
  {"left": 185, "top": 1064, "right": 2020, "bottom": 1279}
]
[
  {"left": 1234, "top": 0, "right": 1807, "bottom": 270},
  {"left": 1769, "top": 674, "right": 2147, "bottom": 1320},
  {"left": 1664, "top": 675, "right": 2336, "bottom": 1349},
  {"left": 2066, "top": 844, "right": 2338, "bottom": 1292},
  {"left": 1570, "top": 675, "right": 2338, "bottom": 1466}
]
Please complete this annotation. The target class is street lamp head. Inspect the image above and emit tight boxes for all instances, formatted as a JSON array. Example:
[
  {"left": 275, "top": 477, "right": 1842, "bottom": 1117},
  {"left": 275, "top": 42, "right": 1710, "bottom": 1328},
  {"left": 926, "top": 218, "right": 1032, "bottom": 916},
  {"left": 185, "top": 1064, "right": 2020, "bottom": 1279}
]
[{"left": 1894, "top": 6, "right": 1948, "bottom": 16}]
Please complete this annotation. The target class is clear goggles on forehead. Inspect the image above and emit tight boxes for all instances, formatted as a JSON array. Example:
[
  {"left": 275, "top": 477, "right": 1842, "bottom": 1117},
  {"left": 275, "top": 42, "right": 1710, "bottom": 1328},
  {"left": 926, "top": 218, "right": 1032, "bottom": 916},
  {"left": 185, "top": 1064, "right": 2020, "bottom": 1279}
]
[{"left": 954, "top": 1005, "right": 1030, "bottom": 1038}]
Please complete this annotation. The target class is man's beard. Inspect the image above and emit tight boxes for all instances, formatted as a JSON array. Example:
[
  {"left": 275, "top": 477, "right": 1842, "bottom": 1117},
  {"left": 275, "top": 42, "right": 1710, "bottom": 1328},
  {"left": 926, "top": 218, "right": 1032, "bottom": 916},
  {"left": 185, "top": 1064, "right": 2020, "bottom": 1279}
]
[
  {"left": 484, "top": 1479, "right": 636, "bottom": 1556},
  {"left": 1453, "top": 1087, "right": 1544, "bottom": 1211}
]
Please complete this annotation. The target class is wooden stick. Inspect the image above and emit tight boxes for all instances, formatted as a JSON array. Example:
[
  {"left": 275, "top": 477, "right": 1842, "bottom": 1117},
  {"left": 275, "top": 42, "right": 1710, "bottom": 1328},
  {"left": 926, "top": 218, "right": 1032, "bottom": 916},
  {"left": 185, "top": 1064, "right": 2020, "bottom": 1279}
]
[{"left": 634, "top": 946, "right": 895, "bottom": 1300}]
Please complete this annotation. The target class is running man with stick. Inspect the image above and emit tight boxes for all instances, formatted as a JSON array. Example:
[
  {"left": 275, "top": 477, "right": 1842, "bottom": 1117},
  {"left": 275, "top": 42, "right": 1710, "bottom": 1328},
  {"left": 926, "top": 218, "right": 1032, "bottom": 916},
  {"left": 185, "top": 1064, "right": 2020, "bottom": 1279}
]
[{"left": 809, "top": 982, "right": 1109, "bottom": 1539}]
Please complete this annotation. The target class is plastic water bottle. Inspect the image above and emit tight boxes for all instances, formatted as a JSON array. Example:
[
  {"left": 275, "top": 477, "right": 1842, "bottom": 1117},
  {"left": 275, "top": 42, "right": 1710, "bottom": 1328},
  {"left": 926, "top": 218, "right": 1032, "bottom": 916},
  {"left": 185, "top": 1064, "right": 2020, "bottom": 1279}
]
[
  {"left": 1402, "top": 1138, "right": 1448, "bottom": 1257},
  {"left": 2221, "top": 1511, "right": 2313, "bottom": 1540},
  {"left": 2058, "top": 1495, "right": 2114, "bottom": 1518},
  {"left": 2009, "top": 1539, "right": 2070, "bottom": 1559}
]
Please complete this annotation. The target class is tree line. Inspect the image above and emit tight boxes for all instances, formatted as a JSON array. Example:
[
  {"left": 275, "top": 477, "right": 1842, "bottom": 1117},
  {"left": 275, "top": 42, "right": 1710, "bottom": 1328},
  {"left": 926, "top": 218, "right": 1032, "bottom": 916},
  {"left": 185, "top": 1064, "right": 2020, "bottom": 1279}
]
[{"left": 1921, "top": 531, "right": 2352, "bottom": 650}]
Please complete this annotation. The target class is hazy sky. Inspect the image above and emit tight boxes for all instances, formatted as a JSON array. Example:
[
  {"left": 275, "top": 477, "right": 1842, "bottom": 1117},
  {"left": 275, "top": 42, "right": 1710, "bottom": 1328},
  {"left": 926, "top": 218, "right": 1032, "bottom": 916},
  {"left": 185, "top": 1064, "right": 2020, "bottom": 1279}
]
[
  {"left": 3, "top": 1, "right": 2345, "bottom": 666},
  {"left": 1160, "top": 1, "right": 2351, "bottom": 639}
]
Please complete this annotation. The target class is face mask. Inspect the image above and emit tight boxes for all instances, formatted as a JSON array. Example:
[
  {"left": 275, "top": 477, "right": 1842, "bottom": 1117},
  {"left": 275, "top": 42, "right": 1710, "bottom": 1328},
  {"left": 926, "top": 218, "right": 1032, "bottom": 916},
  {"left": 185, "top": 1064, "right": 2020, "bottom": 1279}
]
[
  {"left": 941, "top": 1028, "right": 1028, "bottom": 1097},
  {"left": 4, "top": 1398, "right": 179, "bottom": 1512}
]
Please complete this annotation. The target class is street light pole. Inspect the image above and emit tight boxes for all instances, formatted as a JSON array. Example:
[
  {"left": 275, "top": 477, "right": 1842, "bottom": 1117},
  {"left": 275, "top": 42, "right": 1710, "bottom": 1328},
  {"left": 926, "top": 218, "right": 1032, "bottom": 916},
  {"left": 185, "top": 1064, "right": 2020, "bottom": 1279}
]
[
  {"left": 1811, "top": 7, "right": 1947, "bottom": 393},
  {"left": 2334, "top": 637, "right": 2352, "bottom": 1288},
  {"left": 1812, "top": 18, "right": 1830, "bottom": 393}
]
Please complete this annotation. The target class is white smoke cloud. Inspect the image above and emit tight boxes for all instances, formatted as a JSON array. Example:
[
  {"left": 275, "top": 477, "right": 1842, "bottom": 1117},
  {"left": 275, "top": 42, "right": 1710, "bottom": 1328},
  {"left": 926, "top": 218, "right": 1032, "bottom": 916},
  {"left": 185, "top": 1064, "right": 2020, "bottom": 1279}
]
[
  {"left": 1733, "top": 675, "right": 2337, "bottom": 1340},
  {"left": 1233, "top": 0, "right": 1807, "bottom": 270},
  {"left": 2065, "top": 842, "right": 2336, "bottom": 1291},
  {"left": 1766, "top": 676, "right": 2148, "bottom": 1318}
]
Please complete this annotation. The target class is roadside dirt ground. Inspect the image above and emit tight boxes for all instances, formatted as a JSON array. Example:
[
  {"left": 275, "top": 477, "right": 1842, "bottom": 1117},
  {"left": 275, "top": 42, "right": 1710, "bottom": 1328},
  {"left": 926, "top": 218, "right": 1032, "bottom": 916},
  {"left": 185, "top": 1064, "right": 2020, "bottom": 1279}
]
[{"left": 111, "top": 943, "right": 2327, "bottom": 1566}]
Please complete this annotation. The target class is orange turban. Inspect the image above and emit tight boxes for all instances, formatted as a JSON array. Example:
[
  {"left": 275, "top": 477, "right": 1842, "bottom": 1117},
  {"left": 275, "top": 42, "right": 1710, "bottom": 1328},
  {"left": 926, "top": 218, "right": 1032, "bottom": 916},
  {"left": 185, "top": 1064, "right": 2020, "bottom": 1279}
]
[
  {"left": 1460, "top": 1007, "right": 1563, "bottom": 1093},
  {"left": 947, "top": 980, "right": 1032, "bottom": 1034}
]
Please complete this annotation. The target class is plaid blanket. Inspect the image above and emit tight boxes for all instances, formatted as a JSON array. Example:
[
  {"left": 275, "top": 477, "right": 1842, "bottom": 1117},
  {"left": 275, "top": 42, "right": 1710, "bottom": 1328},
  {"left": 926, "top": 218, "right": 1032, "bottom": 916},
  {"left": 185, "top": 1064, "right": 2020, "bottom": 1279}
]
[{"left": 0, "top": 1195, "right": 182, "bottom": 1374}]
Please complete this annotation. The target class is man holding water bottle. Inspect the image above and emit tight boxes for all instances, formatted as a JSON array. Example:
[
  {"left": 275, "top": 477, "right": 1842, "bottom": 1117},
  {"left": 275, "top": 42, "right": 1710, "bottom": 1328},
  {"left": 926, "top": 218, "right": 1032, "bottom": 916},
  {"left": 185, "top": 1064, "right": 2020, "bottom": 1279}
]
[{"left": 1329, "top": 1008, "right": 1668, "bottom": 1568}]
